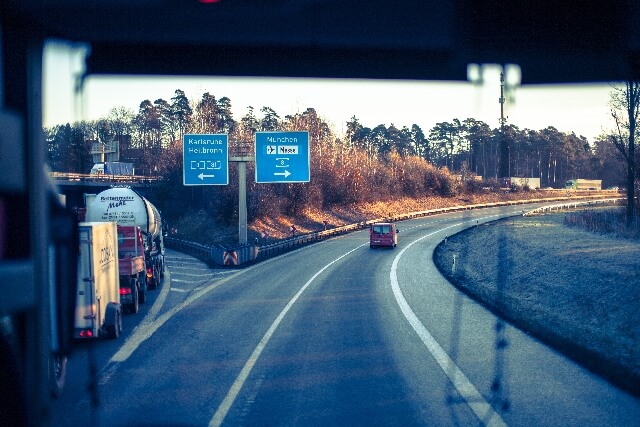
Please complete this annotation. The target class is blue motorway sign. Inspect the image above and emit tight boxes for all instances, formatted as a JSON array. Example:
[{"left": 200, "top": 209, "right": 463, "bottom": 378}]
[
  {"left": 255, "top": 131, "right": 310, "bottom": 183},
  {"left": 183, "top": 134, "right": 229, "bottom": 186}
]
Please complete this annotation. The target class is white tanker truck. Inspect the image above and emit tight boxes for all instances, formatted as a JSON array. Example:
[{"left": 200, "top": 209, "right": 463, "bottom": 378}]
[{"left": 85, "top": 187, "right": 165, "bottom": 290}]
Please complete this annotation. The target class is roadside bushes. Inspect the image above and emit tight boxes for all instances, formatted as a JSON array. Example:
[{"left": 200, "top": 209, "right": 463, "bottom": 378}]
[
  {"left": 463, "top": 176, "right": 492, "bottom": 194},
  {"left": 155, "top": 138, "right": 475, "bottom": 237},
  {"left": 171, "top": 209, "right": 222, "bottom": 243},
  {"left": 424, "top": 165, "right": 460, "bottom": 197}
]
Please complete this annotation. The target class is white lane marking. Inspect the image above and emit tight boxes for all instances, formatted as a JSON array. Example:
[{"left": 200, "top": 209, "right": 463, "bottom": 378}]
[
  {"left": 98, "top": 268, "right": 174, "bottom": 385},
  {"left": 169, "top": 271, "right": 210, "bottom": 276},
  {"left": 103, "top": 239, "right": 334, "bottom": 366},
  {"left": 145, "top": 268, "right": 172, "bottom": 324},
  {"left": 390, "top": 217, "right": 508, "bottom": 427},
  {"left": 101, "top": 210, "right": 516, "bottom": 417},
  {"left": 109, "top": 269, "right": 245, "bottom": 363},
  {"left": 209, "top": 243, "right": 368, "bottom": 427},
  {"left": 169, "top": 275, "right": 220, "bottom": 282}
]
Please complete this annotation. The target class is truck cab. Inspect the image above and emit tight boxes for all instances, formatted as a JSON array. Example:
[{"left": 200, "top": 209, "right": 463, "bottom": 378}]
[
  {"left": 90, "top": 163, "right": 105, "bottom": 175},
  {"left": 369, "top": 222, "right": 399, "bottom": 248}
]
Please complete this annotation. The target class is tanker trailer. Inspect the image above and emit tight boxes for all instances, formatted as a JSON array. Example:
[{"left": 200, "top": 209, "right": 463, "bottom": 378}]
[{"left": 85, "top": 187, "right": 165, "bottom": 290}]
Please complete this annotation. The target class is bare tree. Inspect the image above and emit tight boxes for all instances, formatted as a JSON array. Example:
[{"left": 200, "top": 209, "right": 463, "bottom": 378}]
[{"left": 610, "top": 80, "right": 640, "bottom": 227}]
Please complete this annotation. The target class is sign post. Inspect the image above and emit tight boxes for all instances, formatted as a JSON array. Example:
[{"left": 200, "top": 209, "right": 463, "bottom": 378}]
[
  {"left": 183, "top": 134, "right": 229, "bottom": 186},
  {"left": 255, "top": 131, "right": 310, "bottom": 183},
  {"left": 229, "top": 145, "right": 255, "bottom": 245}
]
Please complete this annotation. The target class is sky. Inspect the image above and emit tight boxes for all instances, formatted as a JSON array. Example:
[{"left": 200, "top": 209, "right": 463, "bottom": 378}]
[{"left": 43, "top": 42, "right": 617, "bottom": 142}]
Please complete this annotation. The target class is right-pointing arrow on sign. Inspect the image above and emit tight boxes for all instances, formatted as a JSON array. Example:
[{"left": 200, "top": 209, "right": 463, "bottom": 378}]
[{"left": 274, "top": 170, "right": 291, "bottom": 179}]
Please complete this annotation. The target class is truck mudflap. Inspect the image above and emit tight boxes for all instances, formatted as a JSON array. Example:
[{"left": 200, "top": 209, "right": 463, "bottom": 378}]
[{"left": 104, "top": 302, "right": 123, "bottom": 339}]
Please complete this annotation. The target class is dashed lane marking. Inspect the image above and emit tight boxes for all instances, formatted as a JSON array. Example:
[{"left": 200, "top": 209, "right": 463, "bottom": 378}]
[{"left": 209, "top": 243, "right": 367, "bottom": 427}]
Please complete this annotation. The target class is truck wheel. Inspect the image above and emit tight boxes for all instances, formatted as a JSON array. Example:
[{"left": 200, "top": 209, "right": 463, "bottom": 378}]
[
  {"left": 108, "top": 309, "right": 123, "bottom": 339},
  {"left": 50, "top": 354, "right": 67, "bottom": 398}
]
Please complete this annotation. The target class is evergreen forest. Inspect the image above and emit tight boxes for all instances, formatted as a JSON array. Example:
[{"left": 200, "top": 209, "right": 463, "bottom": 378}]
[{"left": 45, "top": 89, "right": 635, "bottom": 227}]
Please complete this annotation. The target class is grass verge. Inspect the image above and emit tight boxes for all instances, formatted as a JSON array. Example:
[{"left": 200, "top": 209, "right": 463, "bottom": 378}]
[{"left": 433, "top": 213, "right": 640, "bottom": 396}]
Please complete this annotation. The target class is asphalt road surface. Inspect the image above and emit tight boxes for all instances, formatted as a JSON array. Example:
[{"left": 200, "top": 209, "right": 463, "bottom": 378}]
[{"left": 50, "top": 204, "right": 640, "bottom": 426}]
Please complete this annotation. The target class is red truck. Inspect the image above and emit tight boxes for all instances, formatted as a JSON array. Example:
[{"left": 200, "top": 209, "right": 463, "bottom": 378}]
[{"left": 117, "top": 225, "right": 147, "bottom": 314}]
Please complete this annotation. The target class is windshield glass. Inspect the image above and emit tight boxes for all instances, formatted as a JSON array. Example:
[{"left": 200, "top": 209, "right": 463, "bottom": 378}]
[
  {"left": 40, "top": 40, "right": 640, "bottom": 427},
  {"left": 372, "top": 225, "right": 392, "bottom": 234}
]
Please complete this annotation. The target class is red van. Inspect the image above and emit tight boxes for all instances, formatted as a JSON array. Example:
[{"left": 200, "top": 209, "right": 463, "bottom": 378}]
[{"left": 369, "top": 222, "right": 398, "bottom": 248}]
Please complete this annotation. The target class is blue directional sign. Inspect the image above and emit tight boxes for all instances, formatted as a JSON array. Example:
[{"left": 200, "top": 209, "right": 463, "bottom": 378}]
[
  {"left": 183, "top": 134, "right": 229, "bottom": 186},
  {"left": 255, "top": 131, "right": 310, "bottom": 183}
]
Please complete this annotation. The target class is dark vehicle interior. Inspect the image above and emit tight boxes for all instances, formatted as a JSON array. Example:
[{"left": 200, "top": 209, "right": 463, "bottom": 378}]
[{"left": 2, "top": 1, "right": 639, "bottom": 426}]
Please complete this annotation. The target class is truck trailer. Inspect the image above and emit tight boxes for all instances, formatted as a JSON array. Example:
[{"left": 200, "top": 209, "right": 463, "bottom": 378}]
[
  {"left": 75, "top": 222, "right": 123, "bottom": 339},
  {"left": 85, "top": 187, "right": 165, "bottom": 290},
  {"left": 565, "top": 179, "right": 602, "bottom": 190},
  {"left": 501, "top": 177, "right": 541, "bottom": 190},
  {"left": 90, "top": 161, "right": 135, "bottom": 176}
]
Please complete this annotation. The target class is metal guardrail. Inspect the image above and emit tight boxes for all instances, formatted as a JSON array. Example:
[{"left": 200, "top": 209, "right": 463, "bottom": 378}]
[
  {"left": 164, "top": 194, "right": 623, "bottom": 267},
  {"left": 50, "top": 171, "right": 161, "bottom": 184},
  {"left": 522, "top": 197, "right": 625, "bottom": 216},
  {"left": 164, "top": 237, "right": 211, "bottom": 261}
]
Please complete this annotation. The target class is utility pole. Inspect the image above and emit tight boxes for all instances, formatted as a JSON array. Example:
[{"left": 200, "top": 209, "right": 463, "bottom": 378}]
[
  {"left": 499, "top": 72, "right": 506, "bottom": 128},
  {"left": 498, "top": 70, "right": 510, "bottom": 179}
]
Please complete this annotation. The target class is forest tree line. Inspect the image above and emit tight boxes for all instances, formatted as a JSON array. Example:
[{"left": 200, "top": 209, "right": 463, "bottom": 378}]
[{"left": 45, "top": 89, "right": 635, "bottom": 224}]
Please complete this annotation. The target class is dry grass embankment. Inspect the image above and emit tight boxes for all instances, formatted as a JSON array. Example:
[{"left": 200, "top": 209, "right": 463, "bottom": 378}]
[
  {"left": 249, "top": 191, "right": 556, "bottom": 240},
  {"left": 433, "top": 212, "right": 640, "bottom": 396},
  {"left": 173, "top": 189, "right": 613, "bottom": 244}
]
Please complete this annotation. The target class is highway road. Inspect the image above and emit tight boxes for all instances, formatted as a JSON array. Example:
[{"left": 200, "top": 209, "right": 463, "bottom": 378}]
[{"left": 50, "top": 204, "right": 640, "bottom": 426}]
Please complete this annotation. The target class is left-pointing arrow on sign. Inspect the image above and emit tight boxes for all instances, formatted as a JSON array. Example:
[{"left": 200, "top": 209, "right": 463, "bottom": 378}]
[{"left": 198, "top": 173, "right": 216, "bottom": 180}]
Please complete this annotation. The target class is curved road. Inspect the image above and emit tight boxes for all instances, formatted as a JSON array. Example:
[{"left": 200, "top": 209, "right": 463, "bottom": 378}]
[{"left": 51, "top": 204, "right": 640, "bottom": 426}]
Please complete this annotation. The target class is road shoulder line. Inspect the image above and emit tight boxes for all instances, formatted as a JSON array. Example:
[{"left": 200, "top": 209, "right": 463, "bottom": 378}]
[{"left": 390, "top": 219, "right": 508, "bottom": 427}]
